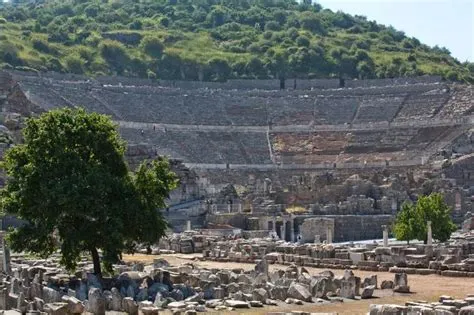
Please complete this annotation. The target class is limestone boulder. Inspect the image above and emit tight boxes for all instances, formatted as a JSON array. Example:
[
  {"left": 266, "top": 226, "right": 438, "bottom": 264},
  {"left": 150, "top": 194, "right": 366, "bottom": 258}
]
[
  {"left": 368, "top": 304, "right": 408, "bottom": 315},
  {"left": 110, "top": 287, "right": 122, "bottom": 311},
  {"left": 362, "top": 275, "right": 378, "bottom": 288},
  {"left": 65, "top": 296, "right": 84, "bottom": 314},
  {"left": 42, "top": 287, "right": 61, "bottom": 304},
  {"left": 87, "top": 288, "right": 105, "bottom": 315},
  {"left": 287, "top": 282, "right": 312, "bottom": 302},
  {"left": 44, "top": 302, "right": 68, "bottom": 315},
  {"left": 381, "top": 280, "right": 394, "bottom": 289},
  {"left": 251, "top": 288, "right": 268, "bottom": 303},
  {"left": 393, "top": 273, "right": 410, "bottom": 293},
  {"left": 270, "top": 286, "right": 288, "bottom": 301},
  {"left": 361, "top": 285, "right": 375, "bottom": 299},
  {"left": 310, "top": 277, "right": 331, "bottom": 298},
  {"left": 122, "top": 297, "right": 138, "bottom": 315}
]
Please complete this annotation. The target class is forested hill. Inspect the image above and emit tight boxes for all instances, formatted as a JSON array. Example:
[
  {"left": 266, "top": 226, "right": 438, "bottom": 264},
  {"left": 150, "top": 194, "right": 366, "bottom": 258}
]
[{"left": 1, "top": 0, "right": 473, "bottom": 82}]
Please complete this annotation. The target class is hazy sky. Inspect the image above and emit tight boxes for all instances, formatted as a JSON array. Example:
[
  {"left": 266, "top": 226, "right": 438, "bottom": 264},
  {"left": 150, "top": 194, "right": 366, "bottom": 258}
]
[{"left": 317, "top": 0, "right": 473, "bottom": 62}]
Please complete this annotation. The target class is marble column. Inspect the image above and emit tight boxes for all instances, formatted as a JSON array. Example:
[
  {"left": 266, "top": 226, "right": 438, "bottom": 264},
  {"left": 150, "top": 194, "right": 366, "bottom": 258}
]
[
  {"left": 382, "top": 225, "right": 389, "bottom": 247},
  {"left": 326, "top": 226, "right": 333, "bottom": 244},
  {"left": 427, "top": 221, "right": 432, "bottom": 246},
  {"left": 186, "top": 220, "right": 191, "bottom": 231},
  {"left": 272, "top": 219, "right": 276, "bottom": 233}
]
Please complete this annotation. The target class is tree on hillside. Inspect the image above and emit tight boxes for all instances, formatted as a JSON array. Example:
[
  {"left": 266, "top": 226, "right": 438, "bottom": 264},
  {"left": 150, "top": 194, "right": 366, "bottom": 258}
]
[
  {"left": 1, "top": 108, "right": 178, "bottom": 277},
  {"left": 393, "top": 193, "right": 457, "bottom": 244}
]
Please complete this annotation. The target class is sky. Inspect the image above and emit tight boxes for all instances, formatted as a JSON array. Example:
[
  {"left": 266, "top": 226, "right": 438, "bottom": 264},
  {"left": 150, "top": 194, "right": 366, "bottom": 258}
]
[{"left": 316, "top": 0, "right": 474, "bottom": 62}]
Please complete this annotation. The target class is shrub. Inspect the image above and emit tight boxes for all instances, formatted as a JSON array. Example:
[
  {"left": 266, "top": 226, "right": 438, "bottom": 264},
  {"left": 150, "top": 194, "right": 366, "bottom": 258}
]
[
  {"left": 296, "top": 35, "right": 310, "bottom": 47},
  {"left": 99, "top": 39, "right": 129, "bottom": 74},
  {"left": 445, "top": 70, "right": 459, "bottom": 81},
  {"left": 32, "top": 37, "right": 51, "bottom": 53},
  {"left": 0, "top": 41, "right": 22, "bottom": 66},
  {"left": 0, "top": 17, "right": 7, "bottom": 24},
  {"left": 63, "top": 54, "right": 85, "bottom": 74},
  {"left": 140, "top": 36, "right": 164, "bottom": 58},
  {"left": 300, "top": 12, "right": 326, "bottom": 34},
  {"left": 265, "top": 21, "right": 280, "bottom": 31}
]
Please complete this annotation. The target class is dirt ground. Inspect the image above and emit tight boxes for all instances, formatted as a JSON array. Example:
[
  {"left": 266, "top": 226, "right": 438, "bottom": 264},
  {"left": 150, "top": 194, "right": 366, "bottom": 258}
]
[{"left": 123, "top": 254, "right": 474, "bottom": 315}]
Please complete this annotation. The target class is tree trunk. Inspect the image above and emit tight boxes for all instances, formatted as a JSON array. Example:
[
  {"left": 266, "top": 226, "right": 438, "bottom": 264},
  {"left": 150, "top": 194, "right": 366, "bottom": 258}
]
[{"left": 90, "top": 247, "right": 102, "bottom": 278}]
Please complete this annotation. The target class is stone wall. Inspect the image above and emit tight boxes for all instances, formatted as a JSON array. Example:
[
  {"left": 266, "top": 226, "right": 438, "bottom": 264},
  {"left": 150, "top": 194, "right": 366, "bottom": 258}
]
[
  {"left": 299, "top": 217, "right": 334, "bottom": 243},
  {"left": 206, "top": 212, "right": 393, "bottom": 242}
]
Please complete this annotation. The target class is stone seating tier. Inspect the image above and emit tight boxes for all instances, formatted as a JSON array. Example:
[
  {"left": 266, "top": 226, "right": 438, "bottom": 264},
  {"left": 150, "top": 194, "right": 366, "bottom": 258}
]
[{"left": 12, "top": 74, "right": 469, "bottom": 127}]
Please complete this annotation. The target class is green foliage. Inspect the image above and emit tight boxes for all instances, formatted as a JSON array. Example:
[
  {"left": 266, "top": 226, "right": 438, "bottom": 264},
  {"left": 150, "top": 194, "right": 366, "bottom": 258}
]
[
  {"left": 393, "top": 193, "right": 457, "bottom": 244},
  {"left": 393, "top": 202, "right": 416, "bottom": 244},
  {"left": 140, "top": 35, "right": 164, "bottom": 59},
  {"left": 0, "top": 0, "right": 470, "bottom": 81},
  {"left": 63, "top": 54, "right": 85, "bottom": 74},
  {"left": 99, "top": 39, "right": 129, "bottom": 74},
  {"left": 208, "top": 57, "right": 231, "bottom": 81},
  {"left": 299, "top": 11, "right": 325, "bottom": 34},
  {"left": 1, "top": 108, "right": 178, "bottom": 275}
]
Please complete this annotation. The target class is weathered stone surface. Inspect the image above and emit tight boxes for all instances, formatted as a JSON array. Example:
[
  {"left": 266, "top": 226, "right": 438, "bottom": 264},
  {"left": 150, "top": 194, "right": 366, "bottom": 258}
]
[
  {"left": 65, "top": 296, "right": 84, "bottom": 314},
  {"left": 110, "top": 287, "right": 122, "bottom": 311},
  {"left": 284, "top": 298, "right": 303, "bottom": 305},
  {"left": 205, "top": 299, "right": 222, "bottom": 309},
  {"left": 168, "top": 301, "right": 187, "bottom": 309},
  {"left": 225, "top": 300, "right": 250, "bottom": 308},
  {"left": 44, "top": 302, "right": 68, "bottom": 315},
  {"left": 252, "top": 288, "right": 268, "bottom": 303},
  {"left": 381, "top": 280, "right": 394, "bottom": 289},
  {"left": 87, "top": 288, "right": 105, "bottom": 315},
  {"left": 340, "top": 270, "right": 356, "bottom": 299},
  {"left": 122, "top": 297, "right": 138, "bottom": 315},
  {"left": 393, "top": 273, "right": 410, "bottom": 293},
  {"left": 255, "top": 259, "right": 268, "bottom": 277},
  {"left": 362, "top": 275, "right": 378, "bottom": 288},
  {"left": 311, "top": 277, "right": 331, "bottom": 298},
  {"left": 42, "top": 287, "right": 61, "bottom": 304},
  {"left": 361, "top": 285, "right": 375, "bottom": 299},
  {"left": 368, "top": 304, "right": 408, "bottom": 315},
  {"left": 249, "top": 300, "right": 264, "bottom": 307},
  {"left": 141, "top": 306, "right": 160, "bottom": 315},
  {"left": 287, "top": 282, "right": 312, "bottom": 302}
]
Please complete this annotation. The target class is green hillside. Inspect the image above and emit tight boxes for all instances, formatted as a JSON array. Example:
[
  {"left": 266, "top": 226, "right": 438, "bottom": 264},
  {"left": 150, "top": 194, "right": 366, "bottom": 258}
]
[{"left": 1, "top": 0, "right": 473, "bottom": 82}]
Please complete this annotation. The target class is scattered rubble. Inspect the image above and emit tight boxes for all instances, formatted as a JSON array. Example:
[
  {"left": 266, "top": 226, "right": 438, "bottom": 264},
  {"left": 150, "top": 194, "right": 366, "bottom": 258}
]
[{"left": 0, "top": 250, "right": 419, "bottom": 313}]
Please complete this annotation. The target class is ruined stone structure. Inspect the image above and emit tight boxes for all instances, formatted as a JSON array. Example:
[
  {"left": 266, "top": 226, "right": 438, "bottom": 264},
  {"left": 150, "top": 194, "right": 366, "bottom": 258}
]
[{"left": 0, "top": 70, "right": 473, "bottom": 240}]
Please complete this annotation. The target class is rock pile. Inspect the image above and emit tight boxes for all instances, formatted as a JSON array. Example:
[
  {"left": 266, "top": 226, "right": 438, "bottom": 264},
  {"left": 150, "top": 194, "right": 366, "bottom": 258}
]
[
  {"left": 0, "top": 253, "right": 410, "bottom": 314},
  {"left": 369, "top": 294, "right": 474, "bottom": 315},
  {"left": 200, "top": 231, "right": 474, "bottom": 278}
]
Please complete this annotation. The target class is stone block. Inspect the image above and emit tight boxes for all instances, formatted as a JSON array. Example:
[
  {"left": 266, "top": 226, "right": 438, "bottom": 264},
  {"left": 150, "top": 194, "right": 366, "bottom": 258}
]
[{"left": 44, "top": 302, "right": 68, "bottom": 315}]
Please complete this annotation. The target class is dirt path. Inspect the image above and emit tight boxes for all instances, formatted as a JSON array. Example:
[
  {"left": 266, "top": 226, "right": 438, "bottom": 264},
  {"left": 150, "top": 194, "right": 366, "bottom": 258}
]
[{"left": 123, "top": 254, "right": 474, "bottom": 315}]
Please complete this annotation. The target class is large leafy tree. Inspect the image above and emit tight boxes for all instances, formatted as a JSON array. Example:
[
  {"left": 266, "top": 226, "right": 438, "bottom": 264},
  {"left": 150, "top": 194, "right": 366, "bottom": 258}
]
[
  {"left": 412, "top": 193, "right": 457, "bottom": 243},
  {"left": 1, "top": 108, "right": 178, "bottom": 277},
  {"left": 393, "top": 193, "right": 457, "bottom": 244},
  {"left": 393, "top": 201, "right": 416, "bottom": 244}
]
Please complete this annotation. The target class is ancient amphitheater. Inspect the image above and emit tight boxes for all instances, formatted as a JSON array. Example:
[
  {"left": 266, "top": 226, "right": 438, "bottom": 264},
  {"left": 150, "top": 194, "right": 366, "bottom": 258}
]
[{"left": 0, "top": 71, "right": 473, "bottom": 242}]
